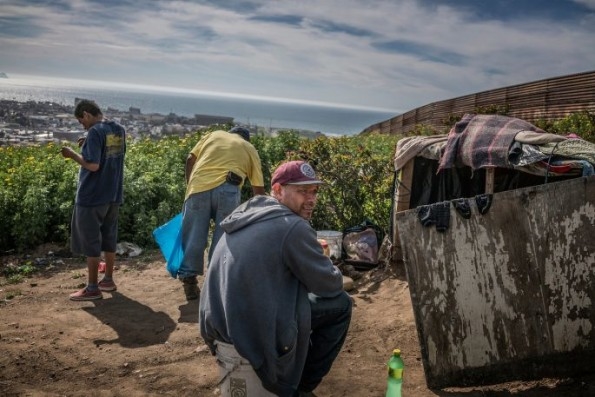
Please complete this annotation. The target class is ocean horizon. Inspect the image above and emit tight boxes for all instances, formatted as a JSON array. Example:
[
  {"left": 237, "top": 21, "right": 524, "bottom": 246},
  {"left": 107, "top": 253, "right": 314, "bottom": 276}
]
[{"left": 0, "top": 74, "right": 397, "bottom": 136}]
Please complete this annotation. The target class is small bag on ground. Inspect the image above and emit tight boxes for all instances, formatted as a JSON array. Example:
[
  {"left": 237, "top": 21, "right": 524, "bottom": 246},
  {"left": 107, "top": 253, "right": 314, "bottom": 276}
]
[{"left": 342, "top": 219, "right": 384, "bottom": 270}]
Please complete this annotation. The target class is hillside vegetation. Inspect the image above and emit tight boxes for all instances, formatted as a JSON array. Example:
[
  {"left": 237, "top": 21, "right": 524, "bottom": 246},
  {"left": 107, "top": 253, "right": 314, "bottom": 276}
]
[
  {"left": 1, "top": 111, "right": 594, "bottom": 254},
  {"left": 0, "top": 128, "right": 397, "bottom": 253}
]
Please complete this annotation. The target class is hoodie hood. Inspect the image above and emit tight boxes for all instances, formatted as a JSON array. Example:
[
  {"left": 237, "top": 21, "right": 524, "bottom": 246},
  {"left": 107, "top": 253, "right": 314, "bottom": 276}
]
[{"left": 220, "top": 195, "right": 295, "bottom": 234}]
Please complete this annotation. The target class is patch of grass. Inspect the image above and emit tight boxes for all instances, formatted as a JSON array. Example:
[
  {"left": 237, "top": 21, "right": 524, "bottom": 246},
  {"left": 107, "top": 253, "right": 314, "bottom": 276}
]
[
  {"left": 2, "top": 261, "right": 39, "bottom": 283},
  {"left": 4, "top": 289, "right": 22, "bottom": 300},
  {"left": 6, "top": 274, "right": 24, "bottom": 284}
]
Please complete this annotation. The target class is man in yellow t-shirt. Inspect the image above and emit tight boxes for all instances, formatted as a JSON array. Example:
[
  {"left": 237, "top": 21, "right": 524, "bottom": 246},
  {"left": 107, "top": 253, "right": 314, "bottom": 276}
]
[{"left": 179, "top": 127, "right": 265, "bottom": 300}]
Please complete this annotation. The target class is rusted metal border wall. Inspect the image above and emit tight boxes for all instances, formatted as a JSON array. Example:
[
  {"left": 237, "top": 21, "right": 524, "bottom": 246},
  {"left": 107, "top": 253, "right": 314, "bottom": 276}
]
[{"left": 363, "top": 70, "right": 595, "bottom": 135}]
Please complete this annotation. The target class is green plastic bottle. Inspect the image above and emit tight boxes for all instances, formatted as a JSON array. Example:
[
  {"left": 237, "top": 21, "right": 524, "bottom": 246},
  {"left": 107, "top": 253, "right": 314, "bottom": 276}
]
[{"left": 385, "top": 349, "right": 404, "bottom": 397}]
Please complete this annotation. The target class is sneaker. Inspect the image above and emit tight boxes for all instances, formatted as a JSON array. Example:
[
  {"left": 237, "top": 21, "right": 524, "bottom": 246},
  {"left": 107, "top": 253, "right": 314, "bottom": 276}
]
[
  {"left": 69, "top": 287, "right": 102, "bottom": 301},
  {"left": 182, "top": 277, "right": 199, "bottom": 300},
  {"left": 98, "top": 279, "right": 117, "bottom": 292},
  {"left": 98, "top": 261, "right": 106, "bottom": 273}
]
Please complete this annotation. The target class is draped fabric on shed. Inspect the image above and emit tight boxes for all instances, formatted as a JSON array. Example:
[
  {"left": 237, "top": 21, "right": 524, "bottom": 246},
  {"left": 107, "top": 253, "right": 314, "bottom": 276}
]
[
  {"left": 438, "top": 114, "right": 548, "bottom": 172},
  {"left": 392, "top": 113, "right": 595, "bottom": 210}
]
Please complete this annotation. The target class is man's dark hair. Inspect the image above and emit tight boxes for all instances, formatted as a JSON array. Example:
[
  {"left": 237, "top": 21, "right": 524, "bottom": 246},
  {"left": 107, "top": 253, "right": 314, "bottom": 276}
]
[
  {"left": 229, "top": 126, "right": 250, "bottom": 142},
  {"left": 74, "top": 99, "right": 102, "bottom": 118}
]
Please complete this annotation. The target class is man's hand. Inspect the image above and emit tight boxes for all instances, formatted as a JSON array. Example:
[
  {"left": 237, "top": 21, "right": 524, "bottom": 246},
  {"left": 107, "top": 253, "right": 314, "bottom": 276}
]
[
  {"left": 61, "top": 146, "right": 76, "bottom": 159},
  {"left": 60, "top": 147, "right": 99, "bottom": 171}
]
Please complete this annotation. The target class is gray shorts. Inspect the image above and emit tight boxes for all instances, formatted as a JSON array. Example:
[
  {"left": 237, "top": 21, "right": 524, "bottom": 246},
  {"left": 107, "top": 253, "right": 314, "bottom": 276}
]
[{"left": 70, "top": 203, "right": 120, "bottom": 257}]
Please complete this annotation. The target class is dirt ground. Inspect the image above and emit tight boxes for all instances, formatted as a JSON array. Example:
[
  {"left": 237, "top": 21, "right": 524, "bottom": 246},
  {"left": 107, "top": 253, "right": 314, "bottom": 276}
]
[{"left": 1, "top": 245, "right": 593, "bottom": 397}]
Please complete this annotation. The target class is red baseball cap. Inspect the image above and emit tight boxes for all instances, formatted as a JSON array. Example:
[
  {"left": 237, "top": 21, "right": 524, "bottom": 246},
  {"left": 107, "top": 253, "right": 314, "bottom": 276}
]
[{"left": 271, "top": 161, "right": 324, "bottom": 185}]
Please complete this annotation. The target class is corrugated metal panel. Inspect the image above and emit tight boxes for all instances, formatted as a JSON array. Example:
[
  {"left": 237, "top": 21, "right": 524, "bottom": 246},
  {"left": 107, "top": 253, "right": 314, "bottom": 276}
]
[
  {"left": 366, "top": 70, "right": 595, "bottom": 135},
  {"left": 476, "top": 87, "right": 507, "bottom": 105},
  {"left": 379, "top": 120, "right": 392, "bottom": 135},
  {"left": 401, "top": 109, "right": 417, "bottom": 126},
  {"left": 396, "top": 176, "right": 595, "bottom": 389},
  {"left": 452, "top": 95, "right": 475, "bottom": 113},
  {"left": 417, "top": 104, "right": 434, "bottom": 121}
]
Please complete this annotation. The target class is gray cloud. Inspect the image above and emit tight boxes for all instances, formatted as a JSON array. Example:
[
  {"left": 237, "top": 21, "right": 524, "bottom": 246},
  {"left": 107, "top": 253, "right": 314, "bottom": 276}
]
[
  {"left": 0, "top": 15, "right": 49, "bottom": 37},
  {"left": 0, "top": 0, "right": 593, "bottom": 113}
]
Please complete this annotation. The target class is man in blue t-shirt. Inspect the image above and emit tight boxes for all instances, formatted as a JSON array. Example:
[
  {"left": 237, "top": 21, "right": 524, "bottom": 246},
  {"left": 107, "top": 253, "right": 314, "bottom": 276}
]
[{"left": 61, "top": 99, "right": 126, "bottom": 301}]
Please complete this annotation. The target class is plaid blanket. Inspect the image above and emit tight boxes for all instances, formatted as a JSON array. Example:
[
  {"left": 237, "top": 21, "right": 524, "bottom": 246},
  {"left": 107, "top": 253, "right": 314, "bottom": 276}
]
[{"left": 438, "top": 114, "right": 546, "bottom": 172}]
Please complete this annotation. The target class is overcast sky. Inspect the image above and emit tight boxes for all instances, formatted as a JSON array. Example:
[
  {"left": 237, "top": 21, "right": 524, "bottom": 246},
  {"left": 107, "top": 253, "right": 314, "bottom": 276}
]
[{"left": 1, "top": 0, "right": 594, "bottom": 114}]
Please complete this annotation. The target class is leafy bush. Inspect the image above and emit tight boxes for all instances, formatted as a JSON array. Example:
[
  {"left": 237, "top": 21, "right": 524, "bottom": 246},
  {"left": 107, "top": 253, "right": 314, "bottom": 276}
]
[
  {"left": 244, "top": 131, "right": 303, "bottom": 200},
  {"left": 0, "top": 129, "right": 397, "bottom": 252},
  {"left": 534, "top": 111, "right": 595, "bottom": 142},
  {"left": 295, "top": 135, "right": 397, "bottom": 233},
  {"left": 1, "top": 111, "right": 592, "bottom": 253},
  {"left": 0, "top": 143, "right": 77, "bottom": 250},
  {"left": 118, "top": 135, "right": 192, "bottom": 247}
]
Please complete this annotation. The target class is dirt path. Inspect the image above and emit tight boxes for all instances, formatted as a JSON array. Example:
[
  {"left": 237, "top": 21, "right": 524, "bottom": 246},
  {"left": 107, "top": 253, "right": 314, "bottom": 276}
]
[{"left": 0, "top": 249, "right": 592, "bottom": 396}]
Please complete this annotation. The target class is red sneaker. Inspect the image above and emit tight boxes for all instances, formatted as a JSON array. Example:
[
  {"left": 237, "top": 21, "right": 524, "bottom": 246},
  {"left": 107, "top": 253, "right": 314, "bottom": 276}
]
[
  {"left": 69, "top": 287, "right": 102, "bottom": 301},
  {"left": 98, "top": 261, "right": 106, "bottom": 273}
]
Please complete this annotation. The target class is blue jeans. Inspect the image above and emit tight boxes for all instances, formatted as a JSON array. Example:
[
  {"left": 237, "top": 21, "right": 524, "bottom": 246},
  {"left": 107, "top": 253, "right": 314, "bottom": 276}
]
[
  {"left": 179, "top": 183, "right": 240, "bottom": 278},
  {"left": 298, "top": 291, "right": 353, "bottom": 393}
]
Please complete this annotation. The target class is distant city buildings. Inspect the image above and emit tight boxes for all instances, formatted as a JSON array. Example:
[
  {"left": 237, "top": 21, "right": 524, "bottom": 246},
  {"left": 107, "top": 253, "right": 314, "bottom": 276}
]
[
  {"left": 0, "top": 99, "right": 236, "bottom": 146},
  {"left": 1, "top": 98, "right": 325, "bottom": 146}
]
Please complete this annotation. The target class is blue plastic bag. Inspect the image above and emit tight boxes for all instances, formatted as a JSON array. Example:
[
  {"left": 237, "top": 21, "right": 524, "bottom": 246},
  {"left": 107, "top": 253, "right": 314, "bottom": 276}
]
[{"left": 153, "top": 212, "right": 184, "bottom": 278}]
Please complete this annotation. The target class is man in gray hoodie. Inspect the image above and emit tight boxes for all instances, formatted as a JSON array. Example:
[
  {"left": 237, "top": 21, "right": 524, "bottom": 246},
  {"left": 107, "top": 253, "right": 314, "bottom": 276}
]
[{"left": 199, "top": 160, "right": 352, "bottom": 397}]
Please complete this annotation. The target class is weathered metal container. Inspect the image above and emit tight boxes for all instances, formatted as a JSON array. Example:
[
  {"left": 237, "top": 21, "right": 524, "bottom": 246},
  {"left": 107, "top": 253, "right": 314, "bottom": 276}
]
[{"left": 395, "top": 175, "right": 595, "bottom": 389}]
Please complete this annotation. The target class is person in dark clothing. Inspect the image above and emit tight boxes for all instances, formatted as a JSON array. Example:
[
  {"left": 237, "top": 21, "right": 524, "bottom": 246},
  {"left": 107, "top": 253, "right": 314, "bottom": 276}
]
[
  {"left": 199, "top": 160, "right": 352, "bottom": 397},
  {"left": 61, "top": 99, "right": 126, "bottom": 301}
]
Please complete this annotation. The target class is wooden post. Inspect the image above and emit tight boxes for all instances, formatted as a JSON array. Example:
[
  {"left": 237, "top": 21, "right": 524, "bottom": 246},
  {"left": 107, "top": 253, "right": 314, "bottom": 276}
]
[
  {"left": 485, "top": 167, "right": 495, "bottom": 194},
  {"left": 393, "top": 160, "right": 414, "bottom": 261}
]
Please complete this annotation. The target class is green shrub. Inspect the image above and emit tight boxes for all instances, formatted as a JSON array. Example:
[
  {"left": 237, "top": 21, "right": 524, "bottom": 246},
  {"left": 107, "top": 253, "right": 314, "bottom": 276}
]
[
  {"left": 118, "top": 135, "right": 191, "bottom": 247},
  {"left": 1, "top": 111, "right": 592, "bottom": 253},
  {"left": 534, "top": 112, "right": 595, "bottom": 141},
  {"left": 0, "top": 143, "right": 77, "bottom": 250},
  {"left": 290, "top": 134, "right": 397, "bottom": 234},
  {"left": 552, "top": 111, "right": 595, "bottom": 141}
]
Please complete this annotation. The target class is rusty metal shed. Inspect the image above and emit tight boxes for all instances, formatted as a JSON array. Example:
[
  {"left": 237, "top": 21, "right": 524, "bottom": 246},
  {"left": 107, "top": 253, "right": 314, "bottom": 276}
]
[
  {"left": 396, "top": 176, "right": 595, "bottom": 389},
  {"left": 391, "top": 115, "right": 595, "bottom": 389}
]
